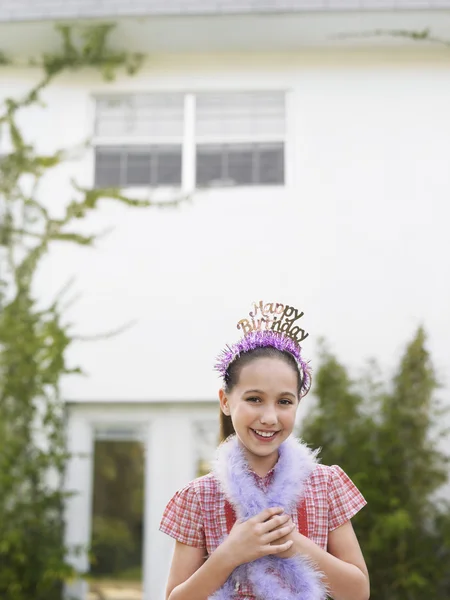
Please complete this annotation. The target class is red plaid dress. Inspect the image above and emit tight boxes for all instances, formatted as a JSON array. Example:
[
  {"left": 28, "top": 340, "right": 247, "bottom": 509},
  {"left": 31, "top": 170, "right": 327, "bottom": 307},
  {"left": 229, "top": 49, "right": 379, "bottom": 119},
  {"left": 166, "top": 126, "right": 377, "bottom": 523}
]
[{"left": 160, "top": 464, "right": 366, "bottom": 599}]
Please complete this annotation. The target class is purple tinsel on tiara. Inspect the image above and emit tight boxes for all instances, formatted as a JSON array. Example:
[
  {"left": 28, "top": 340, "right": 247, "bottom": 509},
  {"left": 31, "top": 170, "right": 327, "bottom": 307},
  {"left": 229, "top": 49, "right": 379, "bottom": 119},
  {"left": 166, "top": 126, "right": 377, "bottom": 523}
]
[{"left": 215, "top": 330, "right": 311, "bottom": 394}]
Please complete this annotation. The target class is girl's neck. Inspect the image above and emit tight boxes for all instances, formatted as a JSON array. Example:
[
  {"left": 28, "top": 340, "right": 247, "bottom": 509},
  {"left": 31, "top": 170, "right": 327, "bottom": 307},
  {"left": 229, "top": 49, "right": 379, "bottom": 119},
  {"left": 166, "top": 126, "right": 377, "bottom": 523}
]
[{"left": 242, "top": 446, "right": 280, "bottom": 478}]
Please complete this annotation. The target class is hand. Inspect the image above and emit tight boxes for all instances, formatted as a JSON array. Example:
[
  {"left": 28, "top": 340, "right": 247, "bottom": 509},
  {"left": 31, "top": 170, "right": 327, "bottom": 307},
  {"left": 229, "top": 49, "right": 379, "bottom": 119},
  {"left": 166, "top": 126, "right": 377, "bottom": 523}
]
[
  {"left": 269, "top": 514, "right": 300, "bottom": 559},
  {"left": 221, "top": 507, "right": 296, "bottom": 568}
]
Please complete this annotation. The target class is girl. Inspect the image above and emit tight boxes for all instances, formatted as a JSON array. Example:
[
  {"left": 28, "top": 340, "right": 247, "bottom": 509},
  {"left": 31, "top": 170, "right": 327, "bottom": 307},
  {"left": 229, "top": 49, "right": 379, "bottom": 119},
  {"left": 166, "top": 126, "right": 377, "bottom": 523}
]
[{"left": 160, "top": 303, "right": 369, "bottom": 600}]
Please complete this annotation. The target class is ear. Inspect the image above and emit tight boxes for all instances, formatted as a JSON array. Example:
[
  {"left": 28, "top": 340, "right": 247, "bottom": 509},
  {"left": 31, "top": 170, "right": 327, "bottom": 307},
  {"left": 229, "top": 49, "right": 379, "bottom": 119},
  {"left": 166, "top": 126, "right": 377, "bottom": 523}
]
[{"left": 218, "top": 388, "right": 231, "bottom": 416}]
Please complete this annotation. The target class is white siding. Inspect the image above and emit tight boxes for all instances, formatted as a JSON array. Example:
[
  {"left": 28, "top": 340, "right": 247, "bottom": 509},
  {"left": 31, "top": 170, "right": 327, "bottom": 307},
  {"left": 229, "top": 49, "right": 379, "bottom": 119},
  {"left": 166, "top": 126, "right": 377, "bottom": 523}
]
[
  {"left": 1, "top": 50, "right": 449, "bottom": 411},
  {"left": 3, "top": 47, "right": 450, "bottom": 600}
]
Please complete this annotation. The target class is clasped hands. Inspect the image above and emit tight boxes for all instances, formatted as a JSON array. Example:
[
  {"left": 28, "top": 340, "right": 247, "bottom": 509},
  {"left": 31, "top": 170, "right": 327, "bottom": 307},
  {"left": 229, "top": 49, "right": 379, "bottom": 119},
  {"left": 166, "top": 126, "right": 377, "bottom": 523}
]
[{"left": 222, "top": 507, "right": 300, "bottom": 568}]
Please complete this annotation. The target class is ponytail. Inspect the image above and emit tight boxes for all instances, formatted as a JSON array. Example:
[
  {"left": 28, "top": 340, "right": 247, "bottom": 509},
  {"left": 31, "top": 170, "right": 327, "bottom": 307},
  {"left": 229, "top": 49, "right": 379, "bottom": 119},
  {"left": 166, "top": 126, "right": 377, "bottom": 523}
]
[{"left": 219, "top": 408, "right": 235, "bottom": 443}]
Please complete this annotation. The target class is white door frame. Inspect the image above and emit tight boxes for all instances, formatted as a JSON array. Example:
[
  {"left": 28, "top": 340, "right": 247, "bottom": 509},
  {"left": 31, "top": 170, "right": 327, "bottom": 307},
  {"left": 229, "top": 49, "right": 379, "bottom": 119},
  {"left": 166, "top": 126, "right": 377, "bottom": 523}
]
[{"left": 64, "top": 400, "right": 217, "bottom": 600}]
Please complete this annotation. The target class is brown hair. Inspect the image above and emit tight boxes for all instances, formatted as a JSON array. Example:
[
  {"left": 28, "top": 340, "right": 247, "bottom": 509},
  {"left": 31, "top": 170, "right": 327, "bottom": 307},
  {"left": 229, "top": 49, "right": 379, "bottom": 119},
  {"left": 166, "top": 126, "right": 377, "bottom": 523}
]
[
  {"left": 219, "top": 410, "right": 236, "bottom": 442},
  {"left": 218, "top": 346, "right": 308, "bottom": 443}
]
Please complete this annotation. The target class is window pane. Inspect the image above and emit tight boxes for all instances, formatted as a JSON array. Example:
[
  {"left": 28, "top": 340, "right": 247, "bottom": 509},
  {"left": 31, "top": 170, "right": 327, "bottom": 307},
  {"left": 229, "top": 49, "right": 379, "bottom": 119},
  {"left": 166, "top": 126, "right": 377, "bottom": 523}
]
[
  {"left": 126, "top": 151, "right": 151, "bottom": 186},
  {"left": 196, "top": 143, "right": 284, "bottom": 187},
  {"left": 154, "top": 147, "right": 182, "bottom": 186},
  {"left": 90, "top": 439, "right": 144, "bottom": 600},
  {"left": 258, "top": 143, "right": 284, "bottom": 185},
  {"left": 95, "top": 149, "right": 122, "bottom": 187},
  {"left": 227, "top": 144, "right": 254, "bottom": 186},
  {"left": 95, "top": 94, "right": 184, "bottom": 140},
  {"left": 95, "top": 97, "right": 133, "bottom": 138},
  {"left": 134, "top": 95, "right": 184, "bottom": 139},
  {"left": 95, "top": 146, "right": 182, "bottom": 188},
  {"left": 196, "top": 92, "right": 285, "bottom": 140},
  {"left": 196, "top": 145, "right": 224, "bottom": 187}
]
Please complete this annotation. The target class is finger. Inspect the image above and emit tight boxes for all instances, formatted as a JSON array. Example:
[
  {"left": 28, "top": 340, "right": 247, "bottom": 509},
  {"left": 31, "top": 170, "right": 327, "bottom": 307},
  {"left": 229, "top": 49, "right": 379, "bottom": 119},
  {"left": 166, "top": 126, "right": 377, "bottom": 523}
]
[
  {"left": 270, "top": 528, "right": 295, "bottom": 545},
  {"left": 253, "top": 507, "right": 284, "bottom": 523},
  {"left": 273, "top": 534, "right": 288, "bottom": 545},
  {"left": 264, "top": 522, "right": 295, "bottom": 543},
  {"left": 267, "top": 515, "right": 294, "bottom": 532},
  {"left": 259, "top": 513, "right": 290, "bottom": 533},
  {"left": 265, "top": 539, "right": 294, "bottom": 555}
]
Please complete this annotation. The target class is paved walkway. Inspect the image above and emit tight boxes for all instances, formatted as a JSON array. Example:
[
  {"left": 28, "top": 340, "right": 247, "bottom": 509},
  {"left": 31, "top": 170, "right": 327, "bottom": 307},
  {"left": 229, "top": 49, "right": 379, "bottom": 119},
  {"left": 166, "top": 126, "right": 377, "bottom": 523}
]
[{"left": 88, "top": 582, "right": 143, "bottom": 600}]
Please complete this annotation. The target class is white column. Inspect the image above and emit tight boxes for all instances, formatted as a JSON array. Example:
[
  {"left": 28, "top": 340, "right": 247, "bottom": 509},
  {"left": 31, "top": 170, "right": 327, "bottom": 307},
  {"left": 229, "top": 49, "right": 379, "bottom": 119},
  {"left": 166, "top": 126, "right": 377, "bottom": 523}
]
[
  {"left": 146, "top": 407, "right": 196, "bottom": 600},
  {"left": 182, "top": 93, "right": 196, "bottom": 194},
  {"left": 284, "top": 88, "right": 296, "bottom": 190},
  {"left": 64, "top": 414, "right": 94, "bottom": 600}
]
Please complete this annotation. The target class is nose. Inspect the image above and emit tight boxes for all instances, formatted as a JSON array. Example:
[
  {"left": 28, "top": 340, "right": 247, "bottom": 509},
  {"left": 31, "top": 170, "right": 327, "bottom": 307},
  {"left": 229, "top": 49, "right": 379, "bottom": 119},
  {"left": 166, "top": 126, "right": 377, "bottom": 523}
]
[{"left": 260, "top": 406, "right": 278, "bottom": 426}]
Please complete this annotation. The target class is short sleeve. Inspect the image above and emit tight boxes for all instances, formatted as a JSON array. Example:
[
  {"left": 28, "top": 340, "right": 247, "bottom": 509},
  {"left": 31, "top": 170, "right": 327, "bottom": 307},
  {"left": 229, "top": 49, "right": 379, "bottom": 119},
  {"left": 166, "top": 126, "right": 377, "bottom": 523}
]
[
  {"left": 328, "top": 465, "right": 367, "bottom": 531},
  {"left": 159, "top": 483, "right": 206, "bottom": 548}
]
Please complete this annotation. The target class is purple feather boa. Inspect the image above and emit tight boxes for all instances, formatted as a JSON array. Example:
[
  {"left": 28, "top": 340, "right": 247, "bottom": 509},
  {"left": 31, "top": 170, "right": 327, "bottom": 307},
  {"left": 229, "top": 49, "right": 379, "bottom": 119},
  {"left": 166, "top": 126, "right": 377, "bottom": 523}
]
[{"left": 210, "top": 435, "right": 327, "bottom": 600}]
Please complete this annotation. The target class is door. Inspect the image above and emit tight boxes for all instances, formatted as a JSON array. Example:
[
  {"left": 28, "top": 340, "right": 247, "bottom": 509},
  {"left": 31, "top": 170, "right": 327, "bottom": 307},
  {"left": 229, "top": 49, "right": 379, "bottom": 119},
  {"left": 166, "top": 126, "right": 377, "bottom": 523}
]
[
  {"left": 64, "top": 401, "right": 217, "bottom": 600},
  {"left": 88, "top": 427, "right": 145, "bottom": 600}
]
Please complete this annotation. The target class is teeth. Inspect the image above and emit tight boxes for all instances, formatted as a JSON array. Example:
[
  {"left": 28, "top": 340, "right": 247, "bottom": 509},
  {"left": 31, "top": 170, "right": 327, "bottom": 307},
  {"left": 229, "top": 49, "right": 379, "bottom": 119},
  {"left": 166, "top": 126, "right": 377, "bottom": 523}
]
[{"left": 254, "top": 430, "right": 276, "bottom": 438}]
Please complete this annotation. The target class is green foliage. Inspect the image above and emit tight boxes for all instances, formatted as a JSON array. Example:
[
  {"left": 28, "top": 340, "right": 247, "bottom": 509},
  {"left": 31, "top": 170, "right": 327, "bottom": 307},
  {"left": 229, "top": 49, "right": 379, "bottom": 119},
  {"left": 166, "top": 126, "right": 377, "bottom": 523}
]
[
  {"left": 90, "top": 441, "right": 144, "bottom": 578},
  {"left": 0, "top": 22, "right": 184, "bottom": 600},
  {"left": 301, "top": 329, "right": 450, "bottom": 599},
  {"left": 91, "top": 516, "right": 135, "bottom": 575},
  {"left": 0, "top": 282, "right": 79, "bottom": 599},
  {"left": 40, "top": 24, "right": 144, "bottom": 80}
]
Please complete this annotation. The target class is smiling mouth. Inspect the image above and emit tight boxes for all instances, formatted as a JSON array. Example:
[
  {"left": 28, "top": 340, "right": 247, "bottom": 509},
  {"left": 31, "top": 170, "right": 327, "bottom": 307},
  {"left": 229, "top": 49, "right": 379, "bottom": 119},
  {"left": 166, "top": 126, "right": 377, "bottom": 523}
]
[{"left": 251, "top": 429, "right": 280, "bottom": 441}]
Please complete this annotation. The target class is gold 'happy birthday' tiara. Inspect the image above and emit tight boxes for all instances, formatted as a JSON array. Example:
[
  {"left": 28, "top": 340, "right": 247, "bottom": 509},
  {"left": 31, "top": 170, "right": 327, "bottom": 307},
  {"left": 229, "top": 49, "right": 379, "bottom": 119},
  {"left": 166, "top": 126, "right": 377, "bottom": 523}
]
[
  {"left": 215, "top": 300, "right": 311, "bottom": 394},
  {"left": 237, "top": 300, "right": 308, "bottom": 345}
]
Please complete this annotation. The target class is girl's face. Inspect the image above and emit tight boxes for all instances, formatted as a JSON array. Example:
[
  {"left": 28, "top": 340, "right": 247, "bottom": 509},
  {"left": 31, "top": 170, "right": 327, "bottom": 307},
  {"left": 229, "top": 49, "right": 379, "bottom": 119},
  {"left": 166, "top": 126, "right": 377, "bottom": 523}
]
[{"left": 219, "top": 357, "right": 299, "bottom": 474}]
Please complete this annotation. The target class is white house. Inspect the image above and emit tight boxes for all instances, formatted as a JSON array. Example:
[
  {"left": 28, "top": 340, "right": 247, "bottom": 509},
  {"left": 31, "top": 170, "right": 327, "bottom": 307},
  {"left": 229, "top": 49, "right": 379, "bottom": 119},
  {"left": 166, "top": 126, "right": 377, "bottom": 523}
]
[{"left": 1, "top": 1, "right": 450, "bottom": 599}]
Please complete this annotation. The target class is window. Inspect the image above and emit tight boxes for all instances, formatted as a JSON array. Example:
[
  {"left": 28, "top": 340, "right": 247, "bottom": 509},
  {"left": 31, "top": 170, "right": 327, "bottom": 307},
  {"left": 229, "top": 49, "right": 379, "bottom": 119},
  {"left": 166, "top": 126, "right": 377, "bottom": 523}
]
[
  {"left": 93, "top": 92, "right": 285, "bottom": 189},
  {"left": 196, "top": 92, "right": 285, "bottom": 187},
  {"left": 94, "top": 93, "right": 184, "bottom": 188}
]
